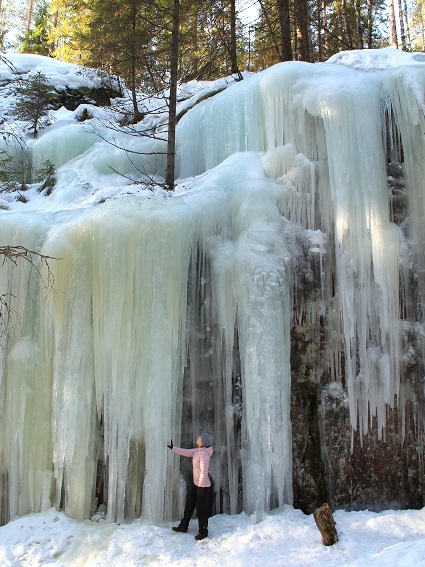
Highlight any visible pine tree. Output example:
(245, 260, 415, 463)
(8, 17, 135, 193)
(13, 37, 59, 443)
(14, 72, 53, 138)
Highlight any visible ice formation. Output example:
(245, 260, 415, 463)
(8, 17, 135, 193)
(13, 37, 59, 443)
(0, 49, 424, 525)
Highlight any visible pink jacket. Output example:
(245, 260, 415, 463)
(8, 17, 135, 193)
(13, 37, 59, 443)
(172, 446, 213, 487)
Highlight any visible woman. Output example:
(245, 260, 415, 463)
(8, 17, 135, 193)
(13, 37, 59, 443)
(167, 433, 214, 540)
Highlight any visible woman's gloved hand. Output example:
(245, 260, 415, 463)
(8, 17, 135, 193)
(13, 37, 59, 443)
(167, 439, 173, 450)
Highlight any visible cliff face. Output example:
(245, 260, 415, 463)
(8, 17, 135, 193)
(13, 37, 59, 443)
(0, 51, 424, 525)
(289, 155, 424, 512)
(291, 312, 424, 514)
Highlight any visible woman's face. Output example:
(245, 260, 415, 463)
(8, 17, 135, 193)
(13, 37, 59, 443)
(196, 436, 202, 447)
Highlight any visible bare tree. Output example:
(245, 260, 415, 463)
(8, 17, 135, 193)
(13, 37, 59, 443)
(165, 0, 180, 191)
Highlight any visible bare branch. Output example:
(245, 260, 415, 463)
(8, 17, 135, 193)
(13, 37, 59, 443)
(0, 245, 59, 295)
(0, 245, 60, 337)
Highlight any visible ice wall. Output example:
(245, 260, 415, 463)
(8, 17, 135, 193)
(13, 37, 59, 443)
(0, 152, 292, 523)
(1, 51, 424, 525)
(177, 57, 425, 438)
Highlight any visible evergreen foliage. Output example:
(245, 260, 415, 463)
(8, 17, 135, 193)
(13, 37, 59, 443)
(252, 0, 389, 67)
(19, 1, 51, 56)
(4, 0, 423, 189)
(5, 1, 425, 73)
(411, 0, 425, 50)
(14, 71, 54, 138)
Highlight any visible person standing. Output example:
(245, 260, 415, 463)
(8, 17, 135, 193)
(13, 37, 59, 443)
(168, 433, 214, 540)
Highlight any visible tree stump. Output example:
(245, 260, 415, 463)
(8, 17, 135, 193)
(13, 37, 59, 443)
(313, 503, 338, 546)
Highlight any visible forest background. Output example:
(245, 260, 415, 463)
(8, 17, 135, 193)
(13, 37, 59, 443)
(1, 0, 424, 190)
(1, 0, 424, 84)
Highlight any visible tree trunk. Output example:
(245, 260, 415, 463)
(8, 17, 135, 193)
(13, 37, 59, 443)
(165, 0, 179, 191)
(49, 11, 59, 54)
(130, 57, 140, 122)
(397, 0, 407, 50)
(230, 0, 239, 75)
(130, 3, 141, 122)
(313, 503, 338, 546)
(337, 8, 343, 50)
(322, 0, 329, 56)
(402, 0, 412, 50)
(389, 0, 398, 48)
(317, 0, 323, 61)
(367, 0, 373, 48)
(294, 0, 311, 61)
(342, 0, 354, 48)
(355, 0, 363, 48)
(277, 0, 293, 61)
(27, 0, 34, 30)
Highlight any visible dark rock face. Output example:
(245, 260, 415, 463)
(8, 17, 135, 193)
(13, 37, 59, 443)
(289, 159, 424, 513)
(49, 84, 122, 111)
(291, 351, 424, 514)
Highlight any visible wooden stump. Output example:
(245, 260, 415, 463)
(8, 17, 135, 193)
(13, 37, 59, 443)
(313, 503, 338, 546)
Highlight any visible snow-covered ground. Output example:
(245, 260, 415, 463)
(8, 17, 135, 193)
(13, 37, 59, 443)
(1, 506, 425, 566)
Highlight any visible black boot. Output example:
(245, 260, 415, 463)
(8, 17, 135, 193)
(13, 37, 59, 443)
(194, 528, 208, 540)
(172, 524, 188, 533)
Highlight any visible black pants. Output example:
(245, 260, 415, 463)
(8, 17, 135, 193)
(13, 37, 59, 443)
(179, 483, 211, 533)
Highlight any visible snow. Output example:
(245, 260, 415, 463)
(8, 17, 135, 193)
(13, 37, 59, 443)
(0, 54, 108, 90)
(1, 506, 425, 566)
(1, 49, 425, 564)
(327, 47, 425, 69)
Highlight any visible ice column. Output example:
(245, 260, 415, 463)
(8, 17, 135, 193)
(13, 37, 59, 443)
(385, 66, 425, 307)
(189, 154, 293, 516)
(0, 216, 55, 522)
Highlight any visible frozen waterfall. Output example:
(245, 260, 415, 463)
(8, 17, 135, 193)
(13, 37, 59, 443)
(177, 53, 425, 438)
(0, 49, 424, 525)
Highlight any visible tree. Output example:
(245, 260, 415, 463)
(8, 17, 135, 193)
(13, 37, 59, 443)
(179, 1, 241, 81)
(0, 0, 18, 50)
(206, 0, 244, 79)
(389, 0, 398, 47)
(19, 0, 51, 55)
(277, 0, 293, 60)
(411, 0, 425, 50)
(294, 0, 311, 61)
(14, 71, 53, 138)
(165, 0, 179, 191)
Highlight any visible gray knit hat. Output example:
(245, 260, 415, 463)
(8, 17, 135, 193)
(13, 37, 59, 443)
(200, 433, 214, 447)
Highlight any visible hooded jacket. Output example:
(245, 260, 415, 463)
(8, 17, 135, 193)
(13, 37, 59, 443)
(172, 445, 213, 487)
